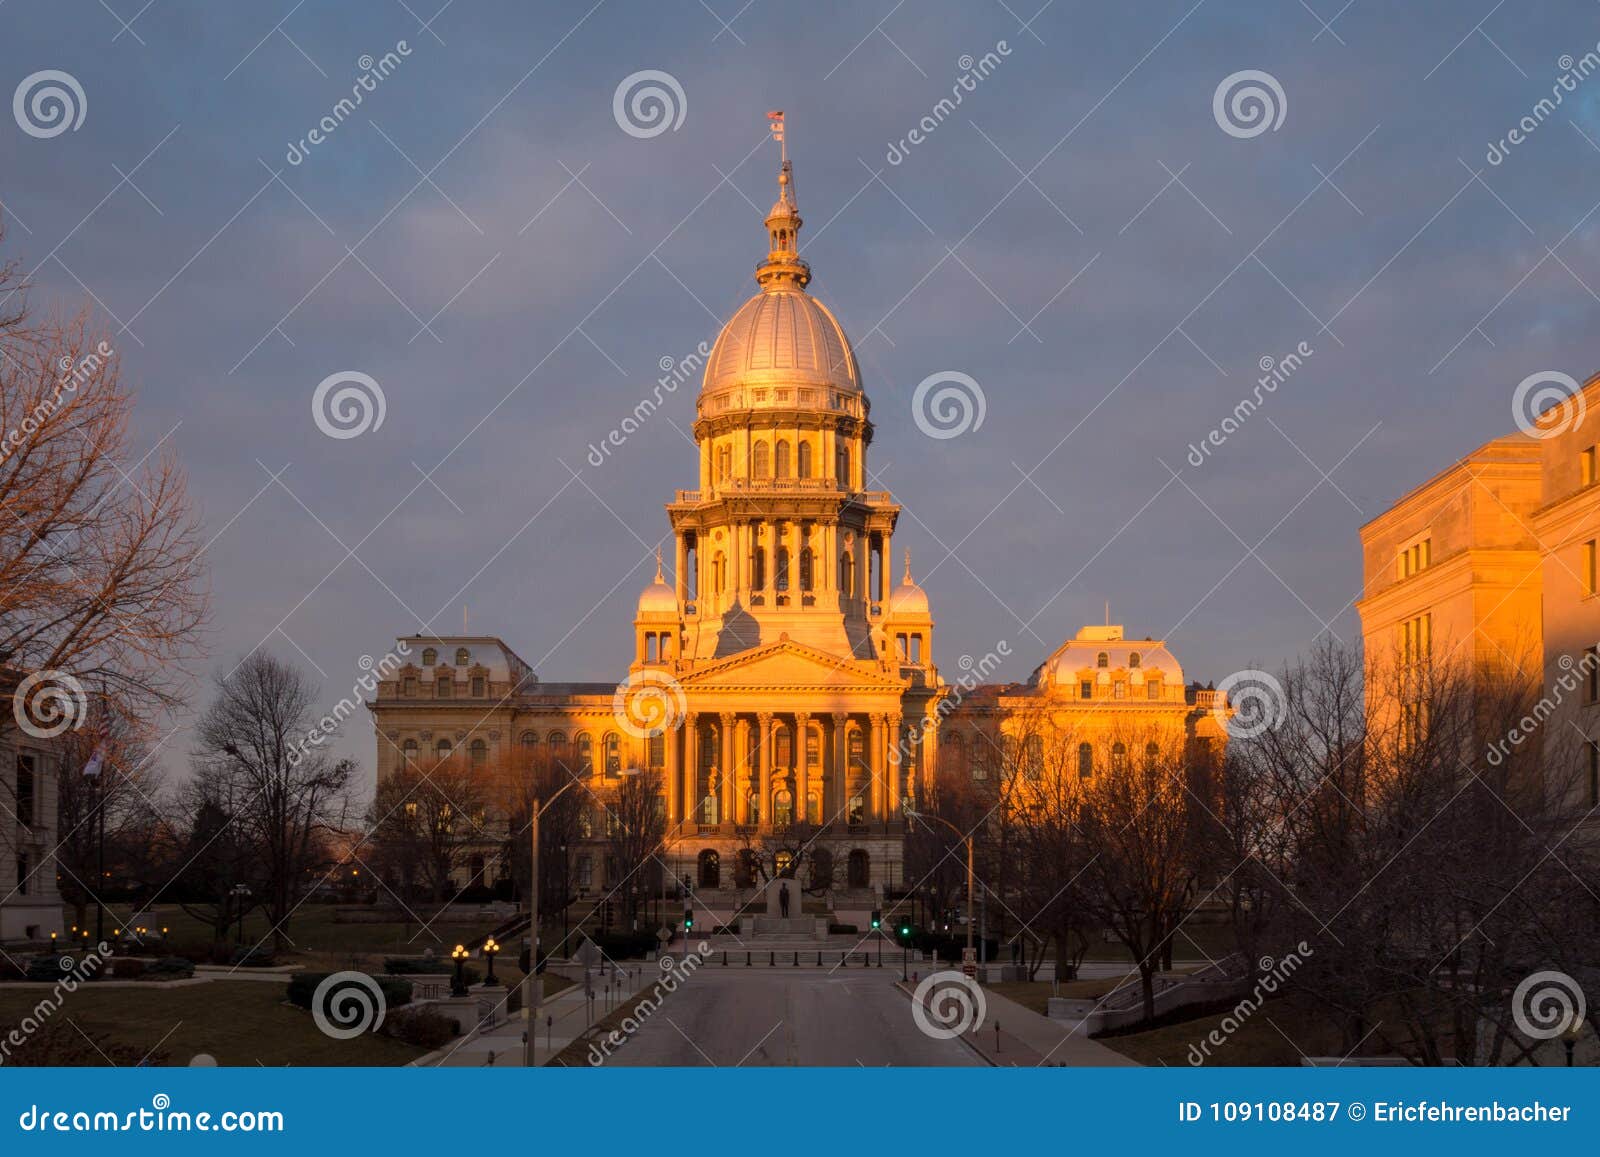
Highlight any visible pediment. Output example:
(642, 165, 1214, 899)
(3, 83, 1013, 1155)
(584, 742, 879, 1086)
(679, 639, 905, 691)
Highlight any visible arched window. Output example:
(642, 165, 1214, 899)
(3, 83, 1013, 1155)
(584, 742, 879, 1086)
(750, 540, 766, 591)
(455, 647, 470, 666)
(798, 441, 813, 478)
(808, 846, 833, 889)
(520, 731, 538, 748)
(1129, 652, 1141, 668)
(848, 794, 864, 824)
(713, 552, 726, 593)
(421, 647, 437, 666)
(775, 849, 795, 877)
(469, 739, 487, 765)
(774, 788, 793, 827)
(734, 849, 758, 888)
(847, 849, 870, 889)
(1097, 652, 1109, 668)
(603, 732, 621, 777)
(549, 732, 568, 767)
(1077, 742, 1093, 779)
(840, 553, 854, 597)
(747, 789, 761, 825)
(753, 440, 771, 478)
(836, 446, 849, 483)
(1145, 741, 1161, 769)
(576, 733, 594, 772)
(775, 440, 791, 478)
(1024, 735, 1043, 780)
(1111, 742, 1127, 772)
(697, 849, 720, 889)
(436, 738, 452, 758)
(799, 546, 814, 591)
(717, 445, 731, 479)
(806, 791, 821, 825)
(776, 546, 790, 591)
(402, 739, 418, 763)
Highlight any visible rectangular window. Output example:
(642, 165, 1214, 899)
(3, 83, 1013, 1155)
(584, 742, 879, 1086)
(402, 676, 418, 697)
(15, 854, 27, 896)
(1590, 742, 1599, 806)
(1397, 537, 1433, 579)
(15, 754, 35, 829)
(436, 678, 452, 699)
(1146, 681, 1160, 700)
(1589, 648, 1600, 705)
(1114, 681, 1126, 699)
(1586, 540, 1597, 597)
(577, 855, 593, 888)
(1400, 613, 1432, 667)
(1584, 445, 1597, 487)
(1080, 681, 1093, 699)
(470, 676, 485, 697)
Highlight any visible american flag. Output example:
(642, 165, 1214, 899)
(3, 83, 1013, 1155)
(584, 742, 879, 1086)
(767, 110, 784, 142)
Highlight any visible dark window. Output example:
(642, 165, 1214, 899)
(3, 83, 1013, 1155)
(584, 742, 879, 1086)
(16, 755, 36, 828)
(847, 848, 870, 888)
(1080, 680, 1093, 699)
(697, 849, 720, 889)
(1077, 743, 1093, 779)
(15, 854, 28, 895)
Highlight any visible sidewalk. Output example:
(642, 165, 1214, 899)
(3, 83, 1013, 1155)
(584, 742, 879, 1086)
(898, 980, 1139, 1067)
(419, 969, 650, 1067)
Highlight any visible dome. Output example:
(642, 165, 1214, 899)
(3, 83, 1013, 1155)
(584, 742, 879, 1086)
(636, 551, 678, 617)
(888, 551, 930, 617)
(701, 285, 861, 396)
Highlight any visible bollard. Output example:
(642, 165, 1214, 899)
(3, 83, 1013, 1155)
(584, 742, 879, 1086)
(746, 951, 751, 967)
(995, 1022, 1001, 1054)
(817, 950, 822, 967)
(794, 951, 798, 967)
(770, 951, 775, 967)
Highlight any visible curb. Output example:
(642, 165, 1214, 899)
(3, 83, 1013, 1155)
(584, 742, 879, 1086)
(893, 979, 997, 1067)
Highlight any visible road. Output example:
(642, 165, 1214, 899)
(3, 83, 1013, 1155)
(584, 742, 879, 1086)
(600, 967, 981, 1066)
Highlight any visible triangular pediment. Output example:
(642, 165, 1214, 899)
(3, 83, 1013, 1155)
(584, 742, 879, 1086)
(678, 638, 905, 692)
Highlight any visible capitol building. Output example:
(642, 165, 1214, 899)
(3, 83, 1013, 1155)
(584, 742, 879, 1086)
(367, 152, 1228, 912)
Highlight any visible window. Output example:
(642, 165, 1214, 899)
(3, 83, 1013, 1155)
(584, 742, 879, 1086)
(402, 676, 418, 697)
(1078, 743, 1093, 779)
(753, 441, 771, 478)
(1145, 741, 1161, 769)
(1590, 742, 1599, 806)
(1584, 445, 1598, 487)
(436, 738, 452, 758)
(799, 547, 814, 592)
(1080, 680, 1093, 699)
(1024, 735, 1043, 780)
(698, 850, 721, 889)
(402, 739, 419, 763)
(576, 732, 593, 773)
(520, 731, 538, 748)
(470, 739, 487, 765)
(647, 732, 665, 769)
(604, 733, 621, 778)
(1397, 537, 1433, 579)
(549, 732, 568, 767)
(1146, 680, 1161, 701)
(1114, 681, 1126, 699)
(776, 440, 792, 478)
(577, 855, 594, 888)
(1129, 652, 1141, 668)
(1588, 648, 1600, 705)
(470, 676, 486, 697)
(1586, 540, 1597, 597)
(774, 789, 794, 826)
(455, 647, 470, 666)
(436, 678, 452, 699)
(1400, 613, 1432, 668)
(15, 854, 27, 896)
(1096, 652, 1109, 668)
(421, 647, 437, 666)
(798, 441, 813, 478)
(846, 848, 870, 888)
(15, 754, 36, 828)
(717, 445, 732, 480)
(847, 794, 864, 824)
(1111, 742, 1127, 773)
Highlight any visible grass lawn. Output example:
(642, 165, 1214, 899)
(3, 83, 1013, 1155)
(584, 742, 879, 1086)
(0, 981, 426, 1066)
(1095, 991, 1350, 1066)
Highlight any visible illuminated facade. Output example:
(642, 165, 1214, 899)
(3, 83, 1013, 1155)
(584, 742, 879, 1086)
(368, 153, 1228, 904)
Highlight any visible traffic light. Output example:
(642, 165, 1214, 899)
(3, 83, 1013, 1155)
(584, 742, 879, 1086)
(899, 922, 911, 939)
(684, 907, 694, 930)
(870, 909, 881, 930)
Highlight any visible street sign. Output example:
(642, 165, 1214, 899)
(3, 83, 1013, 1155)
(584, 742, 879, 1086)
(962, 946, 977, 978)
(575, 937, 602, 967)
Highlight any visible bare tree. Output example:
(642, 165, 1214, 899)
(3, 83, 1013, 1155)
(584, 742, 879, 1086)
(190, 653, 355, 949)
(367, 754, 490, 904)
(603, 769, 666, 929)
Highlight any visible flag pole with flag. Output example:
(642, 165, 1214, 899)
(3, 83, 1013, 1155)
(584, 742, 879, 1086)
(767, 110, 785, 164)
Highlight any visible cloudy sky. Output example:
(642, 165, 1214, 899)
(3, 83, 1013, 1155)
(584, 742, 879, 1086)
(1, 0, 1594, 787)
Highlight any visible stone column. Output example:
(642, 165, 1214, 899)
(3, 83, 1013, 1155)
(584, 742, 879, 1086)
(665, 716, 680, 824)
(674, 535, 687, 606)
(683, 712, 699, 826)
(795, 711, 811, 825)
(867, 713, 884, 822)
(919, 709, 939, 806)
(831, 712, 848, 823)
(886, 712, 903, 819)
(718, 712, 735, 826)
(757, 711, 774, 829)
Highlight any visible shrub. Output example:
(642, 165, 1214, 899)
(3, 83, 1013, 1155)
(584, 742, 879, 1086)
(141, 957, 195, 980)
(110, 957, 146, 980)
(384, 957, 479, 984)
(588, 931, 658, 960)
(286, 972, 411, 1011)
(230, 945, 276, 968)
(24, 955, 73, 982)
(382, 1006, 457, 1050)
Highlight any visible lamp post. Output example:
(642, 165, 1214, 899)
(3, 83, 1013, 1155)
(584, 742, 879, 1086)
(231, 883, 252, 945)
(482, 937, 501, 986)
(1562, 1015, 1584, 1067)
(524, 767, 639, 1067)
(906, 810, 974, 957)
(450, 944, 469, 997)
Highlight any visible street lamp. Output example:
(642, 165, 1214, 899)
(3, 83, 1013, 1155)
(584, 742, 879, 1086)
(906, 810, 975, 959)
(1562, 1014, 1585, 1067)
(482, 937, 501, 987)
(450, 944, 469, 997)
(523, 767, 639, 1067)
(230, 883, 252, 945)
